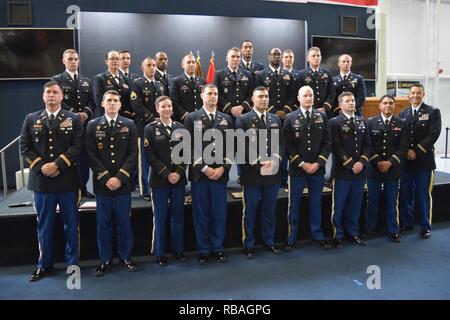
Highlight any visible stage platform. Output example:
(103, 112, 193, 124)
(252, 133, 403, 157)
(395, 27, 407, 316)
(1, 158, 450, 266)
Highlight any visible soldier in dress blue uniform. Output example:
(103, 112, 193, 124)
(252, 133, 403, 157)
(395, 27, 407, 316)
(284, 86, 332, 251)
(255, 48, 296, 119)
(239, 40, 264, 81)
(332, 54, 366, 117)
(282, 49, 299, 78)
(20, 81, 83, 282)
(366, 95, 408, 242)
(155, 51, 172, 96)
(214, 47, 254, 120)
(119, 50, 140, 81)
(144, 96, 187, 267)
(329, 92, 371, 248)
(295, 47, 335, 118)
(399, 84, 441, 239)
(130, 57, 165, 200)
(93, 50, 133, 119)
(184, 84, 234, 265)
(170, 54, 206, 122)
(236, 86, 284, 258)
(51, 49, 95, 199)
(85, 90, 139, 276)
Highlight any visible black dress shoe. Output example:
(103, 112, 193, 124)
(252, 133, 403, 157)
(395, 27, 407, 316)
(120, 259, 139, 272)
(244, 248, 255, 259)
(352, 235, 368, 246)
(198, 254, 208, 265)
(142, 193, 151, 201)
(156, 256, 167, 267)
(214, 251, 228, 263)
(390, 233, 401, 242)
(81, 190, 95, 199)
(173, 252, 187, 262)
(314, 240, 332, 250)
(421, 230, 431, 239)
(95, 260, 112, 277)
(332, 239, 344, 249)
(283, 242, 295, 252)
(30, 268, 48, 282)
(265, 245, 281, 255)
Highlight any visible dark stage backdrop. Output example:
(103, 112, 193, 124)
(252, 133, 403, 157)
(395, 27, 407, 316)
(78, 12, 307, 78)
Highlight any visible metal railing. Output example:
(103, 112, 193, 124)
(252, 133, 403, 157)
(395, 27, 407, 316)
(1, 136, 25, 197)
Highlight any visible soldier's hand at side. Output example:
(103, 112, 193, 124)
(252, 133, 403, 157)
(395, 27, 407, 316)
(352, 161, 364, 174)
(276, 110, 286, 120)
(106, 177, 122, 191)
(168, 172, 181, 184)
(210, 167, 225, 180)
(231, 105, 243, 117)
(79, 112, 88, 124)
(204, 167, 215, 178)
(308, 163, 320, 174)
(407, 149, 417, 160)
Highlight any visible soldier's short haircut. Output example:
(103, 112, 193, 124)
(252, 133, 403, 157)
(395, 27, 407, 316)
(338, 91, 355, 104)
(338, 53, 352, 61)
(253, 86, 268, 95)
(307, 47, 321, 55)
(227, 47, 241, 56)
(102, 90, 120, 101)
(283, 49, 294, 56)
(240, 40, 253, 48)
(182, 54, 195, 63)
(141, 56, 155, 66)
(409, 83, 424, 91)
(155, 95, 172, 108)
(379, 94, 396, 103)
(63, 49, 78, 57)
(201, 83, 218, 93)
(119, 50, 131, 55)
(43, 81, 63, 93)
(155, 51, 168, 58)
(105, 50, 119, 60)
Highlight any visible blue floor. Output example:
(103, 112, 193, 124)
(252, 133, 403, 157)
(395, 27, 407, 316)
(1, 221, 450, 300)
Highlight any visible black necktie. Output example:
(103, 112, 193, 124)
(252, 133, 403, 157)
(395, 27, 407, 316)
(73, 74, 78, 82)
(114, 76, 120, 84)
(49, 114, 55, 126)
(110, 119, 115, 128)
(274, 70, 279, 78)
(305, 110, 311, 124)
(260, 113, 266, 126)
(349, 117, 356, 131)
(413, 109, 418, 118)
(209, 113, 215, 125)
(232, 71, 237, 79)
(165, 125, 172, 135)
(246, 63, 250, 69)
(313, 70, 318, 77)
(190, 77, 195, 85)
(385, 119, 390, 128)
(124, 72, 129, 77)
(343, 75, 347, 81)
(150, 81, 156, 90)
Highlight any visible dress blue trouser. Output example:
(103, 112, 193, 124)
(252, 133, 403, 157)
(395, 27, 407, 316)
(191, 181, 228, 255)
(287, 175, 325, 243)
(151, 186, 185, 257)
(137, 137, 150, 196)
(34, 191, 79, 268)
(78, 146, 90, 192)
(96, 194, 134, 262)
(331, 178, 365, 239)
(400, 170, 434, 231)
(366, 179, 400, 234)
(242, 184, 280, 248)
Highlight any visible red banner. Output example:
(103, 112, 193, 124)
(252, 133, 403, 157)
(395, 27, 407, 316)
(206, 55, 216, 84)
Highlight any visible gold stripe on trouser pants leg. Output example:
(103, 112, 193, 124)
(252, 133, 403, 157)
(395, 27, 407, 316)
(287, 175, 292, 239)
(428, 171, 435, 226)
(137, 137, 143, 196)
(241, 186, 246, 246)
(150, 192, 156, 255)
(331, 179, 337, 238)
